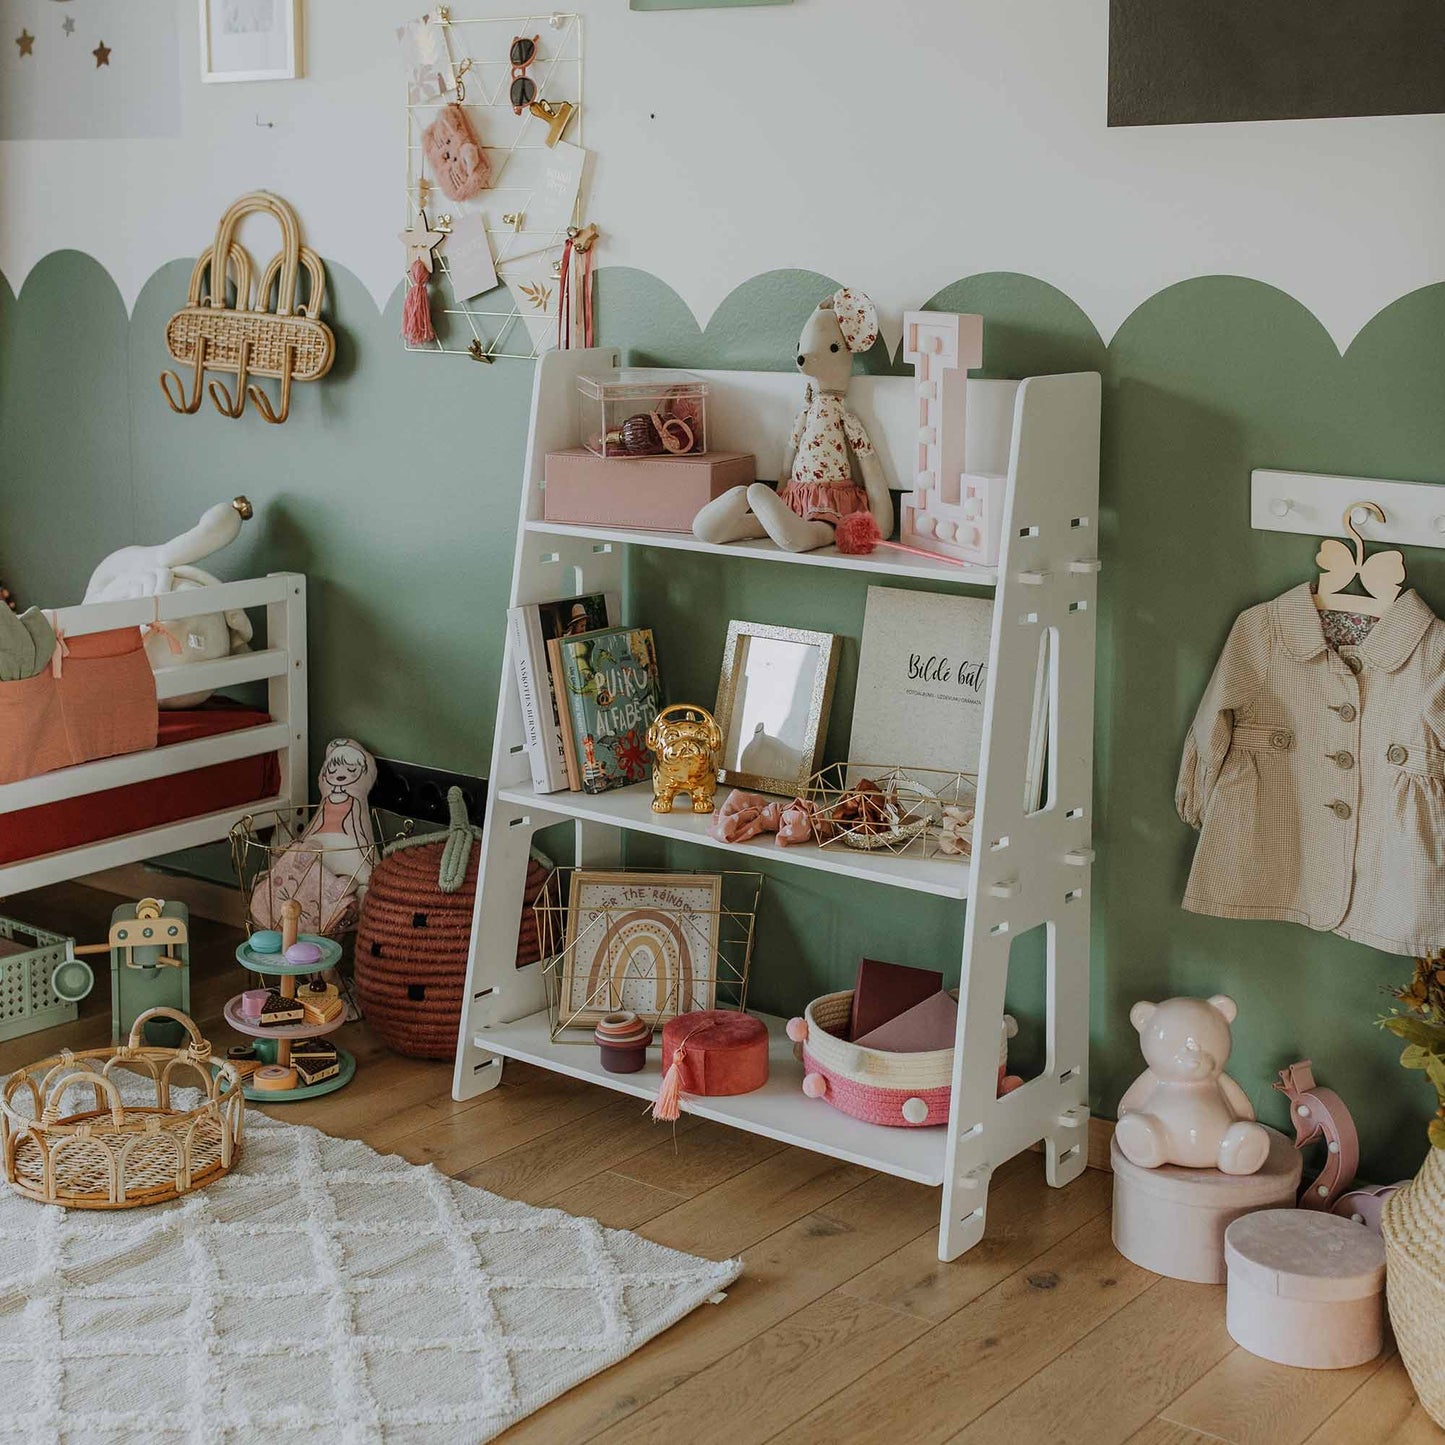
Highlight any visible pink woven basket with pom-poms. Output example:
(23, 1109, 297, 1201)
(786, 989, 1021, 1129)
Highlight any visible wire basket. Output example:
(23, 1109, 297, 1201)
(1, 1008, 243, 1209)
(230, 806, 398, 938)
(801, 763, 978, 860)
(534, 867, 763, 1041)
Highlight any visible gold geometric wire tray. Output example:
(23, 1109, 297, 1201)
(801, 763, 978, 860)
(1, 1008, 243, 1210)
(534, 867, 763, 1042)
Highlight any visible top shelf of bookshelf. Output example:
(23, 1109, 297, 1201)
(524, 520, 998, 587)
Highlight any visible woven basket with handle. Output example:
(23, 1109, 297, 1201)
(1381, 1145, 1445, 1426)
(1, 1008, 243, 1209)
(161, 191, 335, 423)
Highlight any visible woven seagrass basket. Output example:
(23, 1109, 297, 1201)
(1381, 1146, 1445, 1426)
(1, 1008, 243, 1209)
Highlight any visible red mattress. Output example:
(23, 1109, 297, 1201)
(0, 699, 281, 867)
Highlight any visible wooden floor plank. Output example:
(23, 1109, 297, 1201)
(590, 1291, 929, 1445)
(1161, 1345, 1390, 1445)
(1301, 1354, 1443, 1444)
(611, 1117, 785, 1198)
(841, 1162, 1112, 1322)
(949, 1277, 1235, 1445)
(498, 1171, 942, 1444)
(544, 1171, 690, 1231)
(1125, 1422, 1231, 1445)
(771, 1213, 1154, 1445)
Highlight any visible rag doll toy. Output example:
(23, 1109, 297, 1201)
(693, 287, 892, 554)
(251, 739, 379, 935)
(83, 496, 254, 708)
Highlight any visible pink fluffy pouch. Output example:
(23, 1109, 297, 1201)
(423, 104, 490, 202)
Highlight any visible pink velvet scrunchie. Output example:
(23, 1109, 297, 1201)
(706, 790, 815, 847)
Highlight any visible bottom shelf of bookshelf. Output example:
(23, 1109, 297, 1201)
(474, 1009, 948, 1186)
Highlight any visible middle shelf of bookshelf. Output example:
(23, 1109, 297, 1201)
(494, 779, 973, 899)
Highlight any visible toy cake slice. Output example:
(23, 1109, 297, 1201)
(298, 980, 343, 1025)
(257, 989, 305, 1027)
(291, 1039, 340, 1085)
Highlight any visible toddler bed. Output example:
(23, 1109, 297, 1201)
(0, 574, 307, 898)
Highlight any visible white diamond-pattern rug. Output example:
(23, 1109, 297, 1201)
(0, 1084, 741, 1443)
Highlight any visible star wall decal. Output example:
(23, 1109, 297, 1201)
(63, 17, 75, 36)
(92, 39, 110, 67)
(16, 29, 34, 56)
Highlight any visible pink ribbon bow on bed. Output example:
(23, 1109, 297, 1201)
(706, 789, 815, 847)
(46, 611, 69, 679)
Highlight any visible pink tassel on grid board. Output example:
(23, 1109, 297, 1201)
(403, 259, 435, 346)
(653, 1053, 684, 1121)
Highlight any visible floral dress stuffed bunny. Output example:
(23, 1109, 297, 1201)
(694, 287, 892, 553)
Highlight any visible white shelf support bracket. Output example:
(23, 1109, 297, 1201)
(1068, 558, 1103, 575)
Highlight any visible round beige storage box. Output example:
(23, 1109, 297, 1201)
(1225, 1210, 1386, 1369)
(1111, 1127, 1301, 1284)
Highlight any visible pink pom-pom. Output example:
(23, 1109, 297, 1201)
(785, 1017, 808, 1044)
(834, 511, 882, 556)
(802, 1072, 828, 1100)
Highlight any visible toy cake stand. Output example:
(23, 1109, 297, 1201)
(224, 899, 355, 1103)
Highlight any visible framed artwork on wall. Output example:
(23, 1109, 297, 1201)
(200, 0, 301, 83)
(558, 871, 722, 1028)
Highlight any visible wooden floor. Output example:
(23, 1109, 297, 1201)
(4, 882, 1439, 1445)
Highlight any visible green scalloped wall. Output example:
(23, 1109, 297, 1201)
(3, 254, 1444, 1180)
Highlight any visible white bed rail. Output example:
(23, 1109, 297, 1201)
(0, 573, 308, 898)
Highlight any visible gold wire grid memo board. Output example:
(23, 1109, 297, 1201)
(535, 868, 763, 1042)
(801, 764, 979, 860)
(403, 9, 585, 362)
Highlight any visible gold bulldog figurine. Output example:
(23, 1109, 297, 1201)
(646, 703, 723, 814)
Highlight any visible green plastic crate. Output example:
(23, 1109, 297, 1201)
(0, 916, 75, 1042)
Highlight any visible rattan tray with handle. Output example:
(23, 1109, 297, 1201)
(1, 1007, 244, 1209)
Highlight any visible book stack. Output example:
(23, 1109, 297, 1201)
(509, 591, 664, 796)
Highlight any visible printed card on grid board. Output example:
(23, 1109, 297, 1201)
(443, 213, 499, 300)
(848, 585, 994, 778)
(500, 251, 563, 353)
(486, 141, 586, 267)
(397, 19, 450, 106)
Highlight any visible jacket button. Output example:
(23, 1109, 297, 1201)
(1345, 655, 1363, 674)
(1337, 703, 1357, 722)
(1329, 750, 1354, 770)
(1387, 744, 1408, 765)
(1327, 800, 1352, 821)
(1270, 730, 1291, 750)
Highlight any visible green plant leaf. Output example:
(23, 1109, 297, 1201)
(1381, 1015, 1445, 1049)
(1429, 1117, 1445, 1151)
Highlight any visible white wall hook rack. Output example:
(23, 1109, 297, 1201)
(1252, 469, 1445, 549)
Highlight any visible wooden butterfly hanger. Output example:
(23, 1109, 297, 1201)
(1314, 502, 1406, 619)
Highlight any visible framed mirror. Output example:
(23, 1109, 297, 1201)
(714, 621, 838, 797)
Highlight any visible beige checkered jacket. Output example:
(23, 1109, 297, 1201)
(1177, 584, 1445, 956)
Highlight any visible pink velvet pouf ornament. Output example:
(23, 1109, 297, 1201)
(652, 1010, 769, 1120)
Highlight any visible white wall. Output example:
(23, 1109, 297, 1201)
(2, 0, 1441, 348)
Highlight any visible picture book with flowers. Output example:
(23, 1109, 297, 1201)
(555, 627, 663, 794)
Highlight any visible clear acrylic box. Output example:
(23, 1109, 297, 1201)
(578, 368, 708, 458)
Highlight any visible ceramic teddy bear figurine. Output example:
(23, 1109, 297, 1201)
(1115, 994, 1270, 1175)
(693, 287, 892, 553)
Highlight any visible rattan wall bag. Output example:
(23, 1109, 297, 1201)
(1, 1008, 243, 1209)
(160, 190, 335, 425)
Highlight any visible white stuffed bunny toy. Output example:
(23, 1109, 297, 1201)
(693, 287, 892, 553)
(83, 496, 254, 708)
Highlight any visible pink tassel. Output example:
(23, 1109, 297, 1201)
(653, 1049, 685, 1122)
(403, 258, 435, 346)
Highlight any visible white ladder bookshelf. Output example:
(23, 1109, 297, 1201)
(453, 346, 1102, 1262)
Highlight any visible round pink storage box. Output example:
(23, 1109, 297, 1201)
(788, 989, 955, 1128)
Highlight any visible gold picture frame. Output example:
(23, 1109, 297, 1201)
(558, 871, 722, 1028)
(714, 621, 838, 798)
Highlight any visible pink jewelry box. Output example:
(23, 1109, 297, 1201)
(543, 449, 756, 532)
